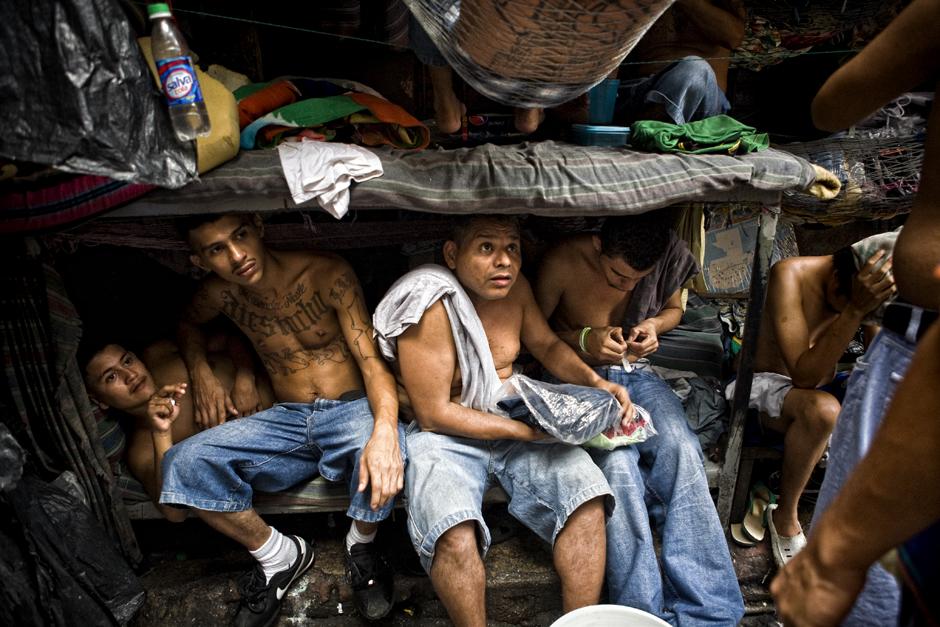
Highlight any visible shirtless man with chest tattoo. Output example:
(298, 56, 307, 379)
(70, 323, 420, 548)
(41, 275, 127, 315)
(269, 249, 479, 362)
(164, 213, 404, 626)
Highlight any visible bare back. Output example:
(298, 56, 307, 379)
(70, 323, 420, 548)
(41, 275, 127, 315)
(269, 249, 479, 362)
(190, 250, 368, 402)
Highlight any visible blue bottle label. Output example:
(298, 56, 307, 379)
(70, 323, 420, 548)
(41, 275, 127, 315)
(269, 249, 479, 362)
(156, 55, 204, 106)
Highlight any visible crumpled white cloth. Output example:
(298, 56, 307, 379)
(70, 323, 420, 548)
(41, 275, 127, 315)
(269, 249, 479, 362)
(277, 139, 383, 219)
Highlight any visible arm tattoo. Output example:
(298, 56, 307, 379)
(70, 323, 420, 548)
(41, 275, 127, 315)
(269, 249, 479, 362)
(330, 272, 379, 362)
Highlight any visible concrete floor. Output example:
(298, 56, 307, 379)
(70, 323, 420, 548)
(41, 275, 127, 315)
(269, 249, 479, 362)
(130, 499, 794, 626)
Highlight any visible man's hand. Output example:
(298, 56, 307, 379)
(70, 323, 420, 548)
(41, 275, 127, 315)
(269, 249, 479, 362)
(357, 422, 404, 511)
(147, 383, 187, 433)
(626, 319, 659, 359)
(770, 544, 867, 627)
(231, 373, 262, 417)
(849, 250, 896, 316)
(192, 364, 238, 429)
(585, 326, 629, 363)
(596, 379, 635, 420)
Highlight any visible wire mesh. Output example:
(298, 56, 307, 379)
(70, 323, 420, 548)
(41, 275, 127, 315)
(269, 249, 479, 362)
(404, 0, 675, 108)
(782, 136, 923, 224)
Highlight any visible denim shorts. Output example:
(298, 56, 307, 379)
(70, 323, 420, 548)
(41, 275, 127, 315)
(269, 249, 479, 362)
(404, 422, 612, 573)
(160, 398, 407, 523)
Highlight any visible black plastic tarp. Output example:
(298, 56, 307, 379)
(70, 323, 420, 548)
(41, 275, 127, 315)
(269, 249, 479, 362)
(0, 0, 197, 187)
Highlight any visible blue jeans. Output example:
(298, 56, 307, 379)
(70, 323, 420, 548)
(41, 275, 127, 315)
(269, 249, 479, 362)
(591, 365, 743, 626)
(810, 330, 913, 625)
(160, 398, 407, 523)
(409, 14, 447, 67)
(619, 56, 730, 125)
(403, 422, 612, 574)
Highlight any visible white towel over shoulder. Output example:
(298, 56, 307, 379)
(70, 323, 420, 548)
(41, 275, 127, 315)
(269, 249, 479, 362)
(373, 264, 502, 411)
(277, 139, 383, 219)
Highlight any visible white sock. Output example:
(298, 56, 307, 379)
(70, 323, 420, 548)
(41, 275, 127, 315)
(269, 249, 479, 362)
(249, 527, 298, 584)
(345, 521, 377, 552)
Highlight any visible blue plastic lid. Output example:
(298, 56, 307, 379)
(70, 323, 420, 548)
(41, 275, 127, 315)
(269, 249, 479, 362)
(572, 124, 630, 134)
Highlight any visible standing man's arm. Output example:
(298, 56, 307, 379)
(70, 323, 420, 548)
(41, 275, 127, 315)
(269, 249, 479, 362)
(771, 284, 940, 627)
(770, 256, 893, 388)
(398, 301, 545, 441)
(177, 281, 238, 429)
(812, 0, 940, 307)
(326, 263, 402, 511)
(518, 276, 634, 417)
(811, 0, 940, 133)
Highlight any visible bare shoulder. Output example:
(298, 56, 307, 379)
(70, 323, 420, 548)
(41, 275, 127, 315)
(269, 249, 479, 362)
(183, 276, 225, 321)
(540, 236, 592, 277)
(768, 258, 810, 310)
(512, 272, 537, 303)
(195, 274, 228, 304)
(289, 250, 358, 286)
(404, 299, 453, 346)
(770, 257, 804, 284)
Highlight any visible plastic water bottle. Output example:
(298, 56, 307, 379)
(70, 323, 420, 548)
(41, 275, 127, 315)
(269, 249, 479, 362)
(148, 3, 210, 141)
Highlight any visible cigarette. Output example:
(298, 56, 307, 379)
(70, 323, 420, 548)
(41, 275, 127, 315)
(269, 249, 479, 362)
(169, 398, 177, 407)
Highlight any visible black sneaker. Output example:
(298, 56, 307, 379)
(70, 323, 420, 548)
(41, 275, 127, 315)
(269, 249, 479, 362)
(345, 542, 394, 620)
(232, 535, 316, 627)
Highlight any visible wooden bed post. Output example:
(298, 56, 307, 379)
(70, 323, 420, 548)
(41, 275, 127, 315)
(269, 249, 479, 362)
(717, 202, 780, 531)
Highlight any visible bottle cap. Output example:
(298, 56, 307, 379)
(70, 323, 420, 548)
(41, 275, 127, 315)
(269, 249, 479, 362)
(147, 3, 172, 18)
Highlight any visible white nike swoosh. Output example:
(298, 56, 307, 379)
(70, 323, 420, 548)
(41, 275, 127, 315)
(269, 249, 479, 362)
(276, 541, 308, 600)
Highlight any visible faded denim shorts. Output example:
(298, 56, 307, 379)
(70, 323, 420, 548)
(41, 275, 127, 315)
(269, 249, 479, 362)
(404, 422, 612, 573)
(160, 398, 407, 523)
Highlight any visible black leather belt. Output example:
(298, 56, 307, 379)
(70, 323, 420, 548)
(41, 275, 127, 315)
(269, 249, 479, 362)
(882, 302, 938, 343)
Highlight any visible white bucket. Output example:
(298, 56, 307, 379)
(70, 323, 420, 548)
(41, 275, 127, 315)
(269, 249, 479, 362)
(550, 604, 672, 627)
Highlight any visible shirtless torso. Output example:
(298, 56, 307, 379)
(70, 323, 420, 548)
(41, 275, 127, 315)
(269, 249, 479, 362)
(125, 341, 273, 500)
(178, 213, 392, 419)
(754, 252, 893, 390)
(396, 218, 632, 440)
(185, 250, 369, 403)
(178, 213, 400, 510)
(535, 234, 684, 367)
(753, 256, 842, 384)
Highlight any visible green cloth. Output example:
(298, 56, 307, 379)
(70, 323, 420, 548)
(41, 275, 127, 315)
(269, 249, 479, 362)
(631, 115, 769, 155)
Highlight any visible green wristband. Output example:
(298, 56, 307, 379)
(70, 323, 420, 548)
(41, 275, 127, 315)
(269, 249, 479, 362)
(578, 326, 592, 353)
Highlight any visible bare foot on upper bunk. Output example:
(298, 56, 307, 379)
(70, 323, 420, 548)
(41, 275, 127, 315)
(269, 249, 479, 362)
(429, 66, 466, 134)
(514, 107, 543, 134)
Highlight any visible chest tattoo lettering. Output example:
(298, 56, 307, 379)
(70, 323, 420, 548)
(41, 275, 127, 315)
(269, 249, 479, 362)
(221, 289, 332, 339)
(239, 283, 306, 310)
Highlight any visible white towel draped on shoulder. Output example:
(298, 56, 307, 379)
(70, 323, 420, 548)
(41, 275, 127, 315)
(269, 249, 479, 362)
(372, 264, 502, 411)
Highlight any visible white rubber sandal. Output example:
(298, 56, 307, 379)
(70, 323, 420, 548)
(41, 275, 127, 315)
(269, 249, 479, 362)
(766, 503, 807, 568)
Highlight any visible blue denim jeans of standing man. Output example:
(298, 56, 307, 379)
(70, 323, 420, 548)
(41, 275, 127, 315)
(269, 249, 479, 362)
(160, 398, 407, 523)
(810, 328, 917, 625)
(618, 56, 731, 126)
(589, 365, 743, 627)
